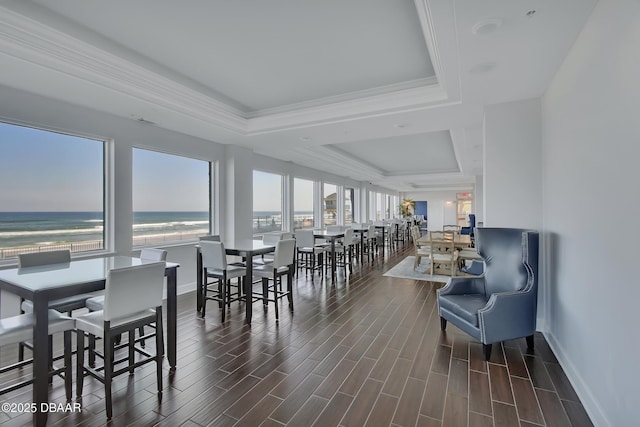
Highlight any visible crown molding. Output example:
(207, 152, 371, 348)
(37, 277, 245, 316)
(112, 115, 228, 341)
(0, 5, 248, 133)
(246, 77, 437, 119)
(288, 146, 385, 183)
(247, 83, 448, 134)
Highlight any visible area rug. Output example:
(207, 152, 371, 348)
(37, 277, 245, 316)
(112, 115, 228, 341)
(383, 256, 453, 284)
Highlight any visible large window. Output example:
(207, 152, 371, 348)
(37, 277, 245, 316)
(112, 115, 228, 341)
(0, 122, 104, 259)
(133, 148, 210, 246)
(294, 178, 314, 230)
(323, 183, 337, 227)
(376, 193, 384, 220)
(344, 187, 355, 224)
(253, 171, 283, 235)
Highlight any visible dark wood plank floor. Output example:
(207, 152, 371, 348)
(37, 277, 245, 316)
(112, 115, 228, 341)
(0, 242, 593, 426)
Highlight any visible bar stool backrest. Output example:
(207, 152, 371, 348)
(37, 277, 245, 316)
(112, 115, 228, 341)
(18, 250, 70, 268)
(103, 262, 165, 321)
(200, 241, 227, 270)
(140, 248, 167, 261)
(296, 229, 315, 248)
(273, 239, 296, 268)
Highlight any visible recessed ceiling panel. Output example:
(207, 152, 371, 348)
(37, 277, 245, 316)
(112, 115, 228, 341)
(331, 131, 459, 175)
(32, 0, 435, 113)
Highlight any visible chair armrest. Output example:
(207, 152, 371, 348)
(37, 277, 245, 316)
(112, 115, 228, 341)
(437, 276, 486, 296)
(478, 291, 537, 344)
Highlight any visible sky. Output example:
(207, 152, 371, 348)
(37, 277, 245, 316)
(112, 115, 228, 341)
(0, 121, 209, 212)
(253, 170, 283, 211)
(0, 122, 103, 211)
(1, 121, 340, 213)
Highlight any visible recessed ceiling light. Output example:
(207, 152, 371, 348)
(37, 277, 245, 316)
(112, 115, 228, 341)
(394, 123, 409, 129)
(469, 62, 496, 74)
(472, 18, 503, 35)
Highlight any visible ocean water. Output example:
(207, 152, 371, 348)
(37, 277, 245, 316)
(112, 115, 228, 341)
(0, 211, 209, 248)
(0, 211, 316, 249)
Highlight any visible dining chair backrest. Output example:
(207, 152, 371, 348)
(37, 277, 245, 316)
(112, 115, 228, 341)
(368, 224, 376, 236)
(200, 241, 227, 270)
(140, 248, 167, 261)
(103, 262, 165, 321)
(18, 250, 71, 268)
(199, 235, 221, 242)
(410, 226, 421, 248)
(431, 231, 454, 241)
(430, 238, 455, 255)
(343, 228, 354, 243)
(273, 239, 296, 268)
(263, 232, 291, 245)
(296, 229, 315, 248)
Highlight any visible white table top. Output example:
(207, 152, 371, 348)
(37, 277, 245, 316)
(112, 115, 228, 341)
(0, 256, 178, 293)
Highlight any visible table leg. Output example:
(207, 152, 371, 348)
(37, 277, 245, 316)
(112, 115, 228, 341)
(167, 267, 177, 371)
(196, 250, 203, 313)
(381, 228, 386, 257)
(245, 254, 253, 324)
(360, 232, 365, 262)
(33, 294, 49, 427)
(330, 238, 337, 280)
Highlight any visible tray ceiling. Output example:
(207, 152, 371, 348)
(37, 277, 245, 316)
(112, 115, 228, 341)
(0, 0, 598, 192)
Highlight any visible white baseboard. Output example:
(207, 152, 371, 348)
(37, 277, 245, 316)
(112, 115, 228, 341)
(543, 331, 610, 427)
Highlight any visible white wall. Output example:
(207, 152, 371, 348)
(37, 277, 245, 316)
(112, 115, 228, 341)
(483, 98, 542, 230)
(541, 1, 640, 425)
(474, 175, 484, 225)
(403, 190, 459, 231)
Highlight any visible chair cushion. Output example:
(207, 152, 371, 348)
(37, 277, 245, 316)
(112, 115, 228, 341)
(0, 310, 75, 347)
(85, 295, 105, 312)
(438, 294, 489, 327)
(205, 265, 246, 280)
(253, 264, 291, 278)
(75, 309, 156, 338)
(298, 247, 324, 254)
(21, 294, 94, 313)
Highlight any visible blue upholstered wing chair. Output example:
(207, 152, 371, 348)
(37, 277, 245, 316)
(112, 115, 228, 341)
(460, 213, 476, 235)
(437, 228, 539, 361)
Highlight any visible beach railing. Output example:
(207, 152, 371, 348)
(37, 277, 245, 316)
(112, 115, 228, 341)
(0, 231, 210, 260)
(0, 240, 104, 260)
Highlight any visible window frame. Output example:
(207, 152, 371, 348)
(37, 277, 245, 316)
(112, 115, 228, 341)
(252, 169, 285, 236)
(131, 146, 214, 248)
(0, 119, 111, 261)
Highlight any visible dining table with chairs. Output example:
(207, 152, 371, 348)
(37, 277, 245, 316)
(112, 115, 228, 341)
(196, 238, 277, 324)
(0, 255, 179, 426)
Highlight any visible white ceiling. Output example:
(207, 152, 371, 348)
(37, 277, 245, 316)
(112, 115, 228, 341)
(0, 0, 597, 192)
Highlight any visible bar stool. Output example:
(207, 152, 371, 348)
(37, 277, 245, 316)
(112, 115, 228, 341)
(295, 229, 324, 280)
(85, 248, 167, 361)
(75, 262, 166, 420)
(0, 310, 75, 400)
(253, 239, 296, 321)
(17, 250, 93, 370)
(201, 241, 246, 323)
